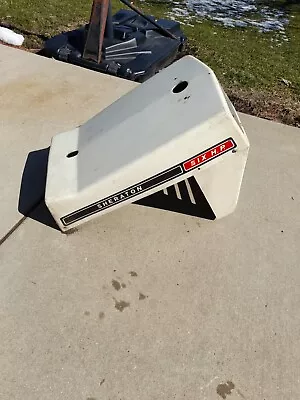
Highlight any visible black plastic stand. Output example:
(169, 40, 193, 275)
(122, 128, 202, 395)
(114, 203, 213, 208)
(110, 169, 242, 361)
(43, 0, 186, 82)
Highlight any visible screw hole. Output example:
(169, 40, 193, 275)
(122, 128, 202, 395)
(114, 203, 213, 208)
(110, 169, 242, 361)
(172, 80, 188, 93)
(66, 150, 78, 158)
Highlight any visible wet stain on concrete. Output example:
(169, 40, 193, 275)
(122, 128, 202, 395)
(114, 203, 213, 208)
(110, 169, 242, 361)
(99, 312, 105, 320)
(129, 271, 138, 277)
(84, 311, 90, 316)
(112, 280, 121, 291)
(217, 381, 235, 399)
(114, 299, 130, 312)
(139, 293, 147, 300)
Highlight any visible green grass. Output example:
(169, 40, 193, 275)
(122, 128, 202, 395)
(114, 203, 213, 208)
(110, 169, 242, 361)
(1, 0, 299, 123)
(144, 0, 300, 98)
(186, 21, 300, 97)
(0, 0, 93, 44)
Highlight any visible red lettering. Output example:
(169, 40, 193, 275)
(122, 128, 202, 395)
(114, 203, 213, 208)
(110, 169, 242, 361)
(183, 139, 235, 171)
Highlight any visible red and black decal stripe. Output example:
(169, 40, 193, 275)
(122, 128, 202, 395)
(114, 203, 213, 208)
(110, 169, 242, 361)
(61, 138, 236, 226)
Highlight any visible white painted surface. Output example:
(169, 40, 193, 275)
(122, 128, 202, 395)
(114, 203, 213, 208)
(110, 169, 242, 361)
(45, 56, 249, 231)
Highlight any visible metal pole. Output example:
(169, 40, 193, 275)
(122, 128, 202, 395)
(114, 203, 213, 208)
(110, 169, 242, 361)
(83, 0, 110, 63)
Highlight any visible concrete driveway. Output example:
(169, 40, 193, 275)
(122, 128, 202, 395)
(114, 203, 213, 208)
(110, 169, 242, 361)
(0, 44, 299, 400)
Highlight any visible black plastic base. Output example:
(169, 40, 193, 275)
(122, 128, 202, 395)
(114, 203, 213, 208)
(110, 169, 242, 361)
(42, 10, 186, 82)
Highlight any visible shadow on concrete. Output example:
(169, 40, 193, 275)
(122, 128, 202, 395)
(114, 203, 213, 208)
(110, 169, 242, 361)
(135, 176, 216, 220)
(18, 148, 59, 231)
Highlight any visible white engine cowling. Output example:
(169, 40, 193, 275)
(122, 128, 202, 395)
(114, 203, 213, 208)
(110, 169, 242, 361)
(45, 55, 250, 232)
